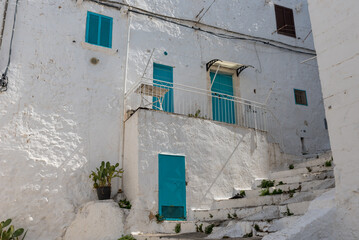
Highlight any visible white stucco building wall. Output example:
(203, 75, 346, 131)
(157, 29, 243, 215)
(0, 0, 330, 239)
(308, 1, 359, 239)
(123, 108, 276, 233)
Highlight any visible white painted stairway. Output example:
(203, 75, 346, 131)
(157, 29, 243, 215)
(135, 153, 334, 240)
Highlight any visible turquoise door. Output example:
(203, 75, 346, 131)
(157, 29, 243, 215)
(158, 154, 186, 220)
(210, 72, 236, 124)
(153, 63, 174, 113)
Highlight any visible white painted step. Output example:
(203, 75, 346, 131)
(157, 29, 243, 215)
(194, 200, 310, 222)
(153, 221, 211, 234)
(294, 155, 333, 169)
(274, 170, 334, 184)
(269, 165, 333, 179)
(212, 189, 326, 210)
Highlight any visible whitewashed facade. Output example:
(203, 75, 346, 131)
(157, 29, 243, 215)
(0, 0, 329, 239)
(308, 0, 359, 239)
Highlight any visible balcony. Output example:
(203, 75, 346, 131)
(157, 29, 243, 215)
(125, 77, 283, 147)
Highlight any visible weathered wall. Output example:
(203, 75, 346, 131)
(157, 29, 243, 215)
(123, 109, 274, 232)
(0, 1, 128, 239)
(124, 0, 330, 155)
(308, 0, 359, 239)
(0, 0, 330, 239)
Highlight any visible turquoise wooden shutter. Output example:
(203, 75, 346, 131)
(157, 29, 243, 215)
(86, 12, 113, 48)
(99, 16, 112, 48)
(86, 13, 100, 45)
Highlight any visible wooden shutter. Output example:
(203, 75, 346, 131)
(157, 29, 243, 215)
(274, 5, 296, 38)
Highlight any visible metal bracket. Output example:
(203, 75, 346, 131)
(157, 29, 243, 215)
(206, 59, 221, 71)
(236, 65, 254, 76)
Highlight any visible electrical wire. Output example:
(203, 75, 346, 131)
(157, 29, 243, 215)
(87, 0, 316, 56)
(0, 0, 20, 92)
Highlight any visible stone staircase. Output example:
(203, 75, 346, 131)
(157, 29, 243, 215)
(135, 154, 334, 240)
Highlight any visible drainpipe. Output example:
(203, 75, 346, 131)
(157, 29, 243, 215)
(119, 10, 132, 191)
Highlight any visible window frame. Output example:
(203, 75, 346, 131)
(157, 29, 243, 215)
(274, 5, 296, 38)
(294, 89, 308, 106)
(85, 11, 113, 48)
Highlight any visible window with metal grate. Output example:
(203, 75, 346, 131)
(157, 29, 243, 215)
(294, 89, 308, 106)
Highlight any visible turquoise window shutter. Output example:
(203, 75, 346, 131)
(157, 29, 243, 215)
(86, 12, 113, 48)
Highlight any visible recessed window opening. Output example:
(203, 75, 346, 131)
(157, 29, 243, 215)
(274, 5, 296, 38)
(294, 89, 308, 106)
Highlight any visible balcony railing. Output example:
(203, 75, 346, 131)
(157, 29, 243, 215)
(125, 77, 283, 148)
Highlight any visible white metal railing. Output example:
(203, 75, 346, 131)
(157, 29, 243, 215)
(125, 78, 283, 146)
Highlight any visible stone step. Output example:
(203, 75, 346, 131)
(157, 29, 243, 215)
(135, 232, 263, 240)
(152, 221, 211, 234)
(273, 170, 334, 184)
(269, 165, 333, 180)
(193, 200, 310, 222)
(234, 178, 334, 198)
(294, 154, 333, 169)
(211, 189, 326, 210)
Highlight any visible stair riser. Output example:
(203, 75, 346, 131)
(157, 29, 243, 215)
(270, 166, 333, 179)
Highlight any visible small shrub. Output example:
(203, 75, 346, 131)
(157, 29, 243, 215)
(289, 164, 294, 170)
(227, 213, 232, 219)
(272, 188, 283, 195)
(0, 219, 27, 240)
(277, 181, 284, 186)
(260, 188, 270, 196)
(196, 224, 203, 233)
(118, 235, 136, 240)
(289, 193, 294, 198)
(239, 190, 246, 198)
(243, 231, 253, 238)
(258, 180, 275, 188)
(174, 223, 181, 233)
(284, 207, 294, 216)
(205, 224, 215, 234)
(254, 224, 261, 232)
(232, 212, 237, 218)
(118, 199, 132, 209)
(155, 213, 164, 223)
(325, 160, 332, 167)
(209, 214, 213, 219)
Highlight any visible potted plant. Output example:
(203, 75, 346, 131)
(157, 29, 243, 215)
(89, 161, 123, 200)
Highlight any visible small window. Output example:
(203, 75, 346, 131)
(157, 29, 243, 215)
(86, 12, 113, 48)
(274, 5, 296, 38)
(294, 89, 308, 106)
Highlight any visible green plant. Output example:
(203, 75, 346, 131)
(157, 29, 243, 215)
(196, 224, 203, 233)
(188, 109, 207, 119)
(232, 212, 237, 218)
(209, 214, 213, 219)
(0, 219, 27, 240)
(118, 235, 136, 240)
(89, 161, 123, 188)
(306, 167, 312, 172)
(174, 223, 181, 233)
(254, 224, 261, 232)
(325, 160, 332, 167)
(155, 213, 164, 223)
(260, 188, 270, 196)
(227, 213, 232, 219)
(289, 164, 294, 169)
(118, 199, 132, 209)
(258, 180, 275, 188)
(283, 207, 294, 216)
(272, 189, 283, 195)
(277, 181, 284, 186)
(243, 231, 253, 238)
(204, 224, 215, 234)
(239, 190, 246, 198)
